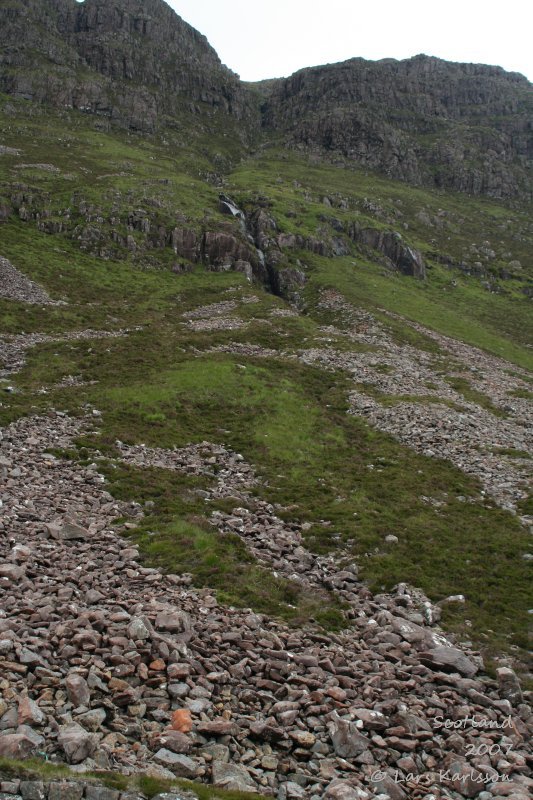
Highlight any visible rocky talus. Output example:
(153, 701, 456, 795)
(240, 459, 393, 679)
(0, 257, 60, 305)
(189, 288, 532, 524)
(0, 327, 532, 799)
(306, 292, 532, 519)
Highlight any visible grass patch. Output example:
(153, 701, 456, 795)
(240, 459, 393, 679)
(0, 758, 268, 799)
(445, 376, 508, 416)
(507, 388, 533, 400)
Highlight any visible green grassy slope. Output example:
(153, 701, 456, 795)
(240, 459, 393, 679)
(0, 98, 531, 668)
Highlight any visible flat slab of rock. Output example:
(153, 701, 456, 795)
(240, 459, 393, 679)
(212, 762, 259, 793)
(419, 646, 478, 677)
(46, 521, 89, 541)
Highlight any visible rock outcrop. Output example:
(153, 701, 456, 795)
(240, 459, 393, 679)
(0, 3, 531, 199)
(0, 0, 257, 133)
(261, 55, 533, 200)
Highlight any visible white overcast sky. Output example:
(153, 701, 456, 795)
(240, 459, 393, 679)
(167, 0, 533, 83)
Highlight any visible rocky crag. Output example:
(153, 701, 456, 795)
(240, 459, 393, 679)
(261, 56, 533, 200)
(0, 0, 255, 133)
(0, 2, 531, 198)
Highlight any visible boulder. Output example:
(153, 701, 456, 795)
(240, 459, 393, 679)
(154, 749, 199, 777)
(65, 673, 91, 708)
(0, 733, 39, 759)
(496, 666, 523, 705)
(154, 610, 193, 640)
(17, 696, 45, 727)
(46, 521, 89, 541)
(328, 716, 370, 758)
(419, 646, 478, 677)
(157, 730, 192, 754)
(211, 762, 259, 793)
(58, 723, 97, 764)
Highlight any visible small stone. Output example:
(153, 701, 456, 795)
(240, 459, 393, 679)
(170, 709, 192, 733)
(290, 730, 316, 748)
(85, 589, 105, 605)
(197, 719, 239, 737)
(167, 682, 189, 699)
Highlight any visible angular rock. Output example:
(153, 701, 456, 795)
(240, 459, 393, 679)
(57, 723, 96, 764)
(157, 730, 192, 754)
(0, 733, 38, 759)
(496, 666, 523, 705)
(212, 762, 259, 793)
(48, 784, 84, 800)
(19, 782, 46, 800)
(85, 788, 120, 800)
(154, 610, 193, 640)
(0, 564, 24, 581)
(154, 749, 198, 777)
(278, 782, 307, 799)
(289, 730, 316, 748)
(77, 708, 107, 732)
(65, 673, 90, 708)
(17, 696, 45, 727)
(419, 646, 478, 677)
(46, 521, 89, 541)
(324, 781, 364, 800)
(196, 719, 239, 737)
(328, 716, 370, 758)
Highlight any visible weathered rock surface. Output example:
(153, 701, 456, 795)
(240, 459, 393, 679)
(0, 0, 256, 133)
(262, 54, 533, 200)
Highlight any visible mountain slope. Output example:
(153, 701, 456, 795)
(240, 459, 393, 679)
(0, 1, 532, 796)
(0, 0, 256, 132)
(260, 54, 533, 199)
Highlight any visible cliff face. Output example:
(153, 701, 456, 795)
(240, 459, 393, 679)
(0, 0, 256, 132)
(0, 0, 531, 200)
(261, 55, 533, 200)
